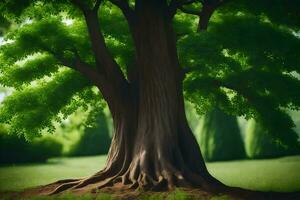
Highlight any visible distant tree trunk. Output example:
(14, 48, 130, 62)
(51, 1, 224, 194)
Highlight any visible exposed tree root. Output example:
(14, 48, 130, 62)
(48, 164, 214, 195)
(45, 161, 256, 200)
(43, 173, 300, 200)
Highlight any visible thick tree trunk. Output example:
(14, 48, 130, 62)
(49, 1, 224, 195)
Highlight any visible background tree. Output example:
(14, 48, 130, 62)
(0, 124, 63, 164)
(245, 119, 300, 159)
(185, 102, 245, 162)
(68, 110, 111, 156)
(198, 108, 245, 162)
(0, 0, 299, 195)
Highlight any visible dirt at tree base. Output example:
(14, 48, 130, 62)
(1, 183, 300, 200)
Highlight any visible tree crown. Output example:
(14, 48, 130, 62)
(0, 0, 299, 147)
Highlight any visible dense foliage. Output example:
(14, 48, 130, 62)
(0, 16, 10, 36)
(0, 0, 299, 150)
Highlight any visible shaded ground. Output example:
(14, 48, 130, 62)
(0, 155, 300, 199)
(2, 184, 300, 200)
(0, 189, 220, 200)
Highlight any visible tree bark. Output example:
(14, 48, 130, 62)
(49, 0, 224, 194)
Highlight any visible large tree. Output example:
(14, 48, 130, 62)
(0, 0, 299, 195)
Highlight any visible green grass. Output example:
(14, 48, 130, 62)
(207, 156, 300, 192)
(0, 156, 106, 192)
(0, 155, 299, 193)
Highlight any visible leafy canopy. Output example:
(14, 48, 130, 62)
(0, 0, 299, 148)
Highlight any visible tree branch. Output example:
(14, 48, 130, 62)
(70, 0, 131, 111)
(109, 0, 135, 26)
(169, 0, 228, 30)
(179, 6, 201, 16)
(170, 0, 199, 9)
(82, 11, 128, 86)
(197, 0, 229, 31)
(168, 0, 199, 19)
(44, 48, 106, 88)
(44, 48, 120, 107)
(70, 0, 128, 89)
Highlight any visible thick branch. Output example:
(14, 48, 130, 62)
(47, 50, 120, 111)
(82, 11, 128, 87)
(109, 0, 135, 26)
(69, 0, 133, 115)
(70, 0, 128, 86)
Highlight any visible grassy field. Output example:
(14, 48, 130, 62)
(0, 155, 299, 193)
